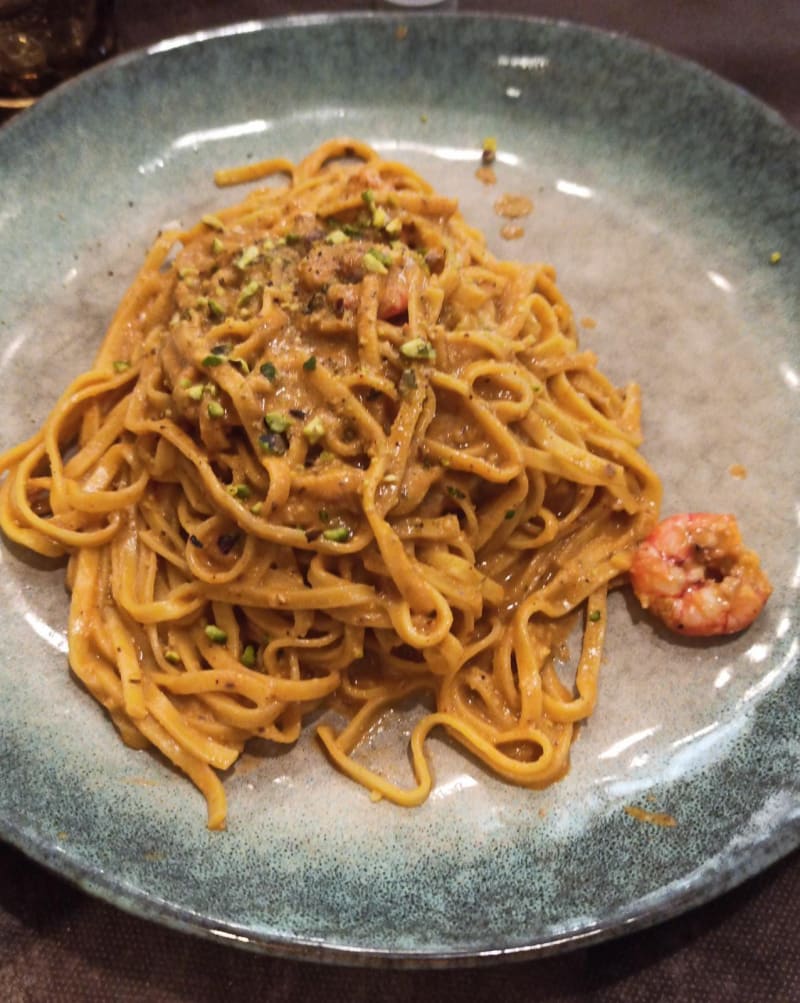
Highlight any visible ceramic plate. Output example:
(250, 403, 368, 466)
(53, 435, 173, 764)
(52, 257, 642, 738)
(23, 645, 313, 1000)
(0, 14, 798, 965)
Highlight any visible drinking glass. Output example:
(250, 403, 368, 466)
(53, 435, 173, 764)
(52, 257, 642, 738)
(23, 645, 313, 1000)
(0, 0, 115, 114)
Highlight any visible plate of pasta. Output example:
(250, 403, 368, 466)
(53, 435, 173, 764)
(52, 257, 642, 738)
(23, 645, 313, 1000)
(0, 14, 798, 964)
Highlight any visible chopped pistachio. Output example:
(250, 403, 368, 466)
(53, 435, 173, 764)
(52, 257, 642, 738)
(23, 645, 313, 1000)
(164, 649, 181, 665)
(250, 501, 263, 515)
(237, 280, 261, 307)
(235, 244, 260, 269)
(229, 356, 250, 375)
(363, 250, 388, 275)
(202, 354, 224, 367)
(201, 214, 225, 232)
(371, 247, 392, 266)
(325, 229, 349, 245)
(112, 360, 131, 373)
(770, 251, 782, 264)
(318, 509, 330, 523)
(323, 526, 351, 543)
(400, 338, 436, 361)
(177, 267, 198, 281)
(302, 355, 317, 372)
(260, 361, 277, 381)
(302, 416, 326, 444)
(179, 377, 192, 389)
(240, 644, 257, 668)
(385, 217, 402, 236)
(588, 610, 602, 622)
(211, 236, 224, 255)
(361, 189, 376, 208)
(504, 509, 517, 520)
(186, 383, 205, 401)
(227, 483, 251, 499)
(207, 401, 224, 418)
(207, 297, 225, 320)
(372, 206, 388, 228)
(264, 411, 291, 433)
(204, 624, 228, 644)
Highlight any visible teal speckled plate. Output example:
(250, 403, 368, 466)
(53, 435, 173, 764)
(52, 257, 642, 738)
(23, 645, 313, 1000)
(0, 14, 798, 966)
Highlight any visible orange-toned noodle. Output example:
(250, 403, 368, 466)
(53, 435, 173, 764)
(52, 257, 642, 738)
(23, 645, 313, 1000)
(0, 139, 661, 828)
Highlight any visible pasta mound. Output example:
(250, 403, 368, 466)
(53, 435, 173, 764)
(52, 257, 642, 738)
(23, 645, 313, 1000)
(0, 139, 661, 828)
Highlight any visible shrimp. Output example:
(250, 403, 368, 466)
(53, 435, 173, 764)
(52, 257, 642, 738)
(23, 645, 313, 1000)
(629, 513, 772, 637)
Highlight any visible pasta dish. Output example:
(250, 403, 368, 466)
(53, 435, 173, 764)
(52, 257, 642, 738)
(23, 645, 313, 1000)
(0, 139, 664, 828)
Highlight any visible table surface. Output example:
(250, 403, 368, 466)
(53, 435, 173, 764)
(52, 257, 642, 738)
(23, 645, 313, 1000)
(2, 2, 798, 1000)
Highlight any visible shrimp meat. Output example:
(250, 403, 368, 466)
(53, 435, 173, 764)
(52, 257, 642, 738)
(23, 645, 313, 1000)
(630, 513, 772, 637)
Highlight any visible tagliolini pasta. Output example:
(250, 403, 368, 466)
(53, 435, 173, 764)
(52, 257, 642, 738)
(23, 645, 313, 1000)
(0, 139, 661, 828)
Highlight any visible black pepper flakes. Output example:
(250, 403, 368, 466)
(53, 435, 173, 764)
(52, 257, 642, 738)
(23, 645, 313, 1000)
(218, 533, 240, 555)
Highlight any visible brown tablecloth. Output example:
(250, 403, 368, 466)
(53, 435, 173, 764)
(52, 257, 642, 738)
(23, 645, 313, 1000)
(2, 2, 799, 999)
